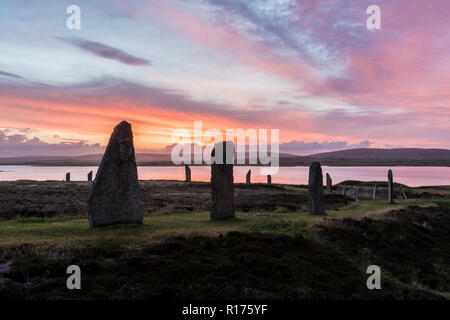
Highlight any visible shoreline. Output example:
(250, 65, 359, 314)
(0, 163, 449, 167)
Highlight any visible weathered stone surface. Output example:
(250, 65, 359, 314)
(185, 165, 191, 182)
(66, 173, 70, 182)
(267, 175, 272, 185)
(210, 141, 235, 220)
(246, 170, 251, 184)
(88, 171, 93, 182)
(388, 169, 394, 204)
(326, 173, 332, 192)
(88, 121, 143, 227)
(308, 162, 325, 215)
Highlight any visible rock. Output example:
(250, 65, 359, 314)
(88, 121, 143, 227)
(185, 165, 191, 182)
(308, 162, 325, 215)
(326, 173, 332, 192)
(66, 173, 70, 182)
(88, 171, 93, 182)
(246, 169, 251, 184)
(388, 169, 394, 204)
(210, 141, 235, 220)
(267, 175, 272, 185)
(372, 184, 377, 199)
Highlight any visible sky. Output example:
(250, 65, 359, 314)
(0, 0, 449, 157)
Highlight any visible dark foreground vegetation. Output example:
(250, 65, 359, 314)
(0, 204, 449, 299)
(0, 181, 449, 299)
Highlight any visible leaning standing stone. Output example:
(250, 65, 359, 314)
(246, 169, 251, 184)
(388, 169, 394, 204)
(88, 121, 143, 227)
(185, 165, 191, 182)
(372, 184, 377, 199)
(66, 173, 70, 182)
(210, 141, 235, 220)
(326, 173, 332, 192)
(308, 161, 325, 215)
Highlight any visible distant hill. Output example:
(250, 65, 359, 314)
(0, 153, 171, 166)
(309, 148, 450, 160)
(279, 148, 450, 166)
(0, 148, 449, 166)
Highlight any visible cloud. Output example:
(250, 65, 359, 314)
(0, 130, 104, 157)
(0, 75, 448, 152)
(56, 36, 151, 66)
(158, 0, 450, 116)
(0, 70, 24, 79)
(279, 140, 372, 155)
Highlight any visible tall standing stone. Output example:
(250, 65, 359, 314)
(388, 169, 394, 204)
(210, 141, 235, 220)
(88, 121, 143, 227)
(308, 162, 325, 215)
(267, 175, 272, 185)
(372, 184, 377, 199)
(246, 169, 251, 184)
(185, 165, 191, 182)
(355, 186, 359, 202)
(326, 173, 332, 192)
(88, 171, 93, 182)
(66, 173, 70, 182)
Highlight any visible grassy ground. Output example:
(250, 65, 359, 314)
(0, 198, 431, 248)
(1, 181, 449, 300)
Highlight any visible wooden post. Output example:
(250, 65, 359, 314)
(400, 186, 407, 199)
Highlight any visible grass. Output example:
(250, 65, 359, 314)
(436, 200, 450, 208)
(0, 198, 431, 248)
(0, 196, 448, 300)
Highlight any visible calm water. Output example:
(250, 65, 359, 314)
(0, 165, 448, 187)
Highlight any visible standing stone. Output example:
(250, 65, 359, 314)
(372, 184, 377, 199)
(308, 162, 325, 215)
(88, 121, 143, 227)
(388, 169, 394, 204)
(210, 141, 235, 220)
(326, 173, 332, 193)
(355, 186, 359, 202)
(87, 171, 93, 182)
(66, 173, 70, 182)
(185, 165, 191, 182)
(246, 170, 251, 184)
(267, 175, 272, 185)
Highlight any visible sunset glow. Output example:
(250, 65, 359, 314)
(0, 0, 449, 156)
